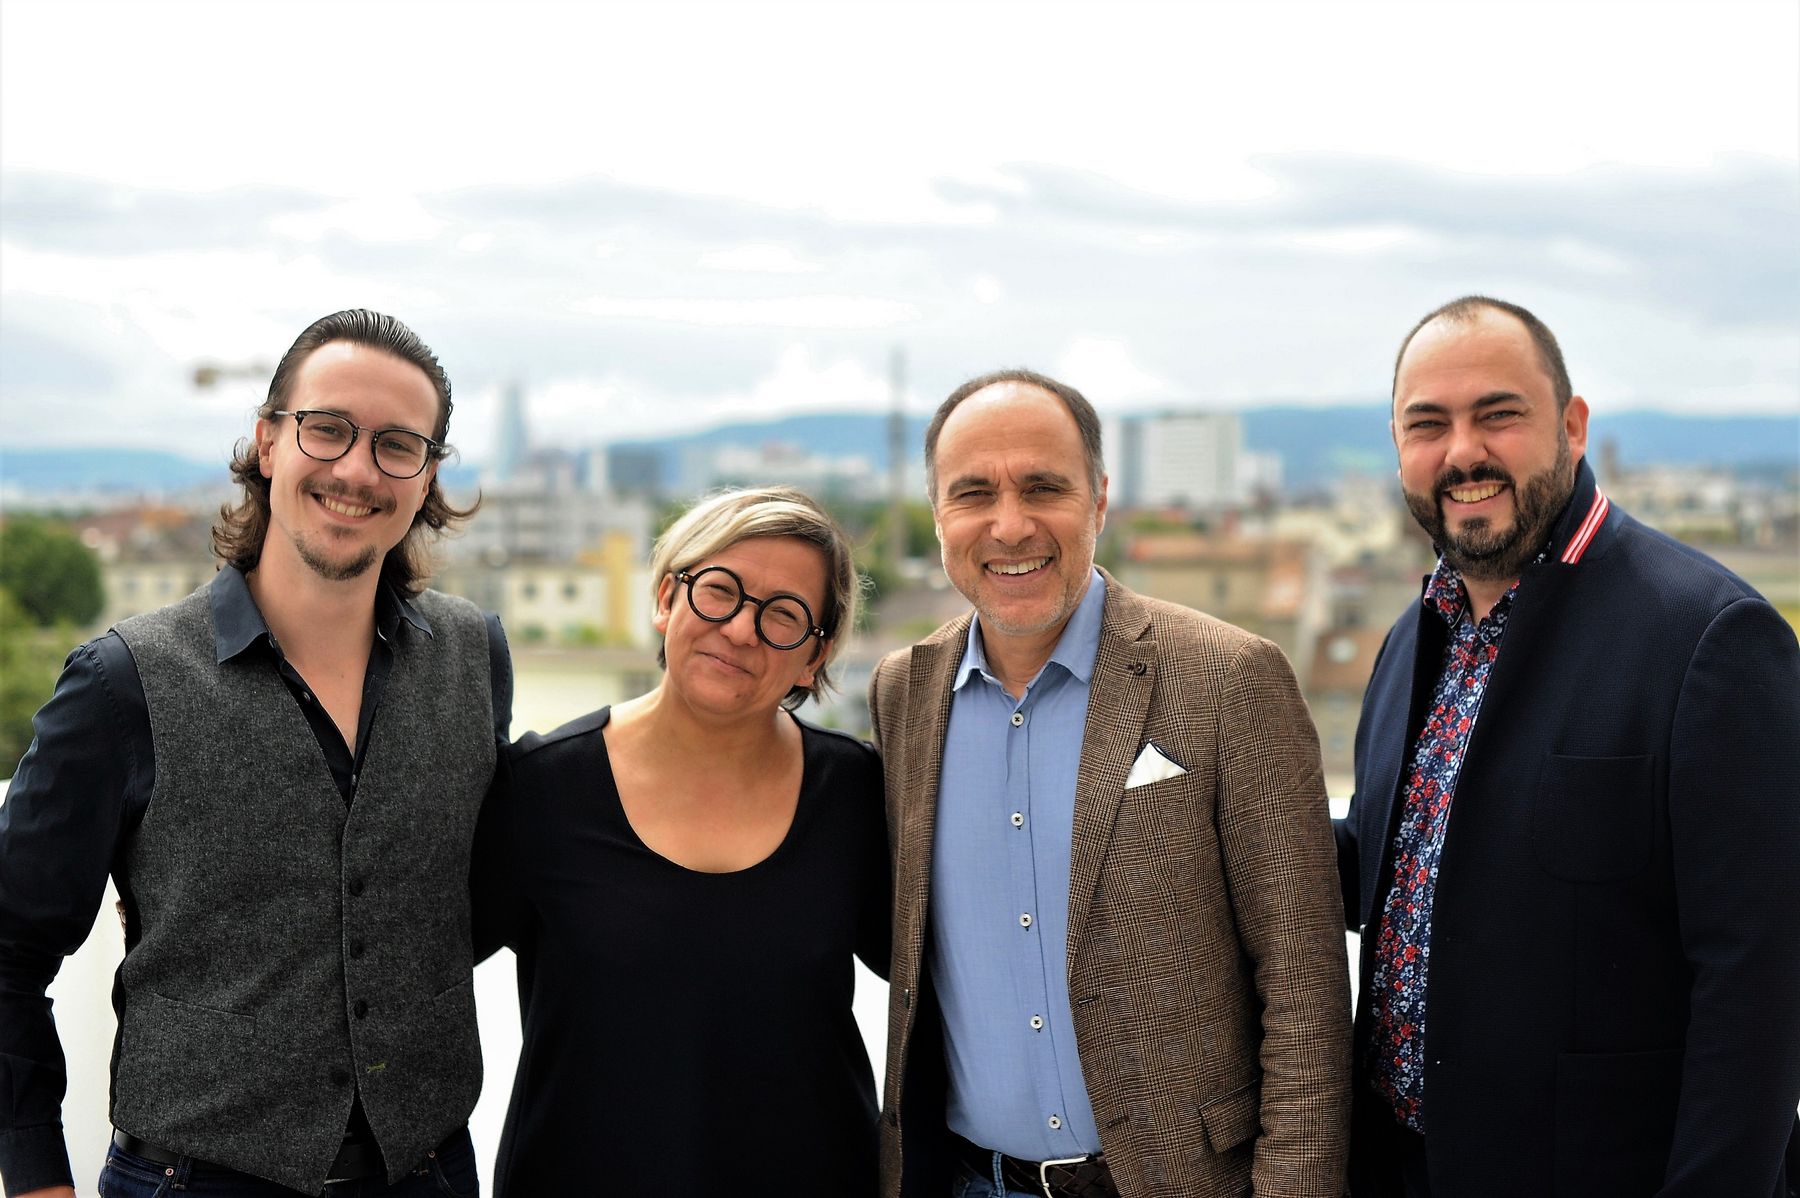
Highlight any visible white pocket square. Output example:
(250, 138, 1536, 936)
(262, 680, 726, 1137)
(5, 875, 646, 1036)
(1126, 741, 1187, 789)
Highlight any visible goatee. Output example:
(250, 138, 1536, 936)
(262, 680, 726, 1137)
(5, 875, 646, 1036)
(1404, 436, 1574, 583)
(295, 533, 380, 582)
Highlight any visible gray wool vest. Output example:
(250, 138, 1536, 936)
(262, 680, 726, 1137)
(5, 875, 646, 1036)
(110, 581, 496, 1194)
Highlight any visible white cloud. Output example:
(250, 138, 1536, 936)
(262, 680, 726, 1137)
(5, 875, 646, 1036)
(1053, 337, 1180, 408)
(492, 344, 899, 448)
(569, 294, 918, 331)
(698, 244, 823, 274)
(0, 0, 1795, 460)
(268, 195, 448, 244)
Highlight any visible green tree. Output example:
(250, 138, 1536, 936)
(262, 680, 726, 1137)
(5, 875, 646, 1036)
(0, 588, 66, 770)
(0, 516, 103, 628)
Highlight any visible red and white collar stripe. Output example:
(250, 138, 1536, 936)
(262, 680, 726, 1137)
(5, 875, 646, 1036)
(1560, 488, 1609, 564)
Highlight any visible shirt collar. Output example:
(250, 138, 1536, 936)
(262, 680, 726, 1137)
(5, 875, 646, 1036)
(954, 568, 1107, 692)
(1420, 556, 1533, 636)
(208, 563, 430, 664)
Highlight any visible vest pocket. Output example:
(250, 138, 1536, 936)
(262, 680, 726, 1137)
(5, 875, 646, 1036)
(113, 989, 260, 1129)
(1531, 754, 1654, 882)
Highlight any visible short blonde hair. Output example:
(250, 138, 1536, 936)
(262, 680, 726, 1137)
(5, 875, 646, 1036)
(649, 486, 862, 708)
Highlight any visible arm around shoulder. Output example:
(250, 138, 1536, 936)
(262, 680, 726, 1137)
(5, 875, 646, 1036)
(484, 611, 513, 742)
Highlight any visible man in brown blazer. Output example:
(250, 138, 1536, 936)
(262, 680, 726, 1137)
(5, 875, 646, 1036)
(869, 369, 1349, 1198)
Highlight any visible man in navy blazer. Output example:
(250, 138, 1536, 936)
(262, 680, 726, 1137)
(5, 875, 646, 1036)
(1336, 295, 1800, 1197)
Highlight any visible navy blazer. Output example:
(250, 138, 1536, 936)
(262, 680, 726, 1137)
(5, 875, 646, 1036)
(1337, 458, 1800, 1197)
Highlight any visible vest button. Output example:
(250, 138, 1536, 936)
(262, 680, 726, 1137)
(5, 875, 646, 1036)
(349, 939, 365, 959)
(354, 999, 369, 1019)
(348, 878, 365, 897)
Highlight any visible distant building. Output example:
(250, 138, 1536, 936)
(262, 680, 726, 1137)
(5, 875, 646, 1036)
(489, 382, 530, 485)
(445, 450, 653, 568)
(1303, 626, 1387, 787)
(673, 441, 885, 503)
(1116, 531, 1324, 679)
(1260, 482, 1412, 570)
(434, 531, 653, 649)
(73, 507, 216, 629)
(606, 445, 667, 498)
(1116, 411, 1248, 511)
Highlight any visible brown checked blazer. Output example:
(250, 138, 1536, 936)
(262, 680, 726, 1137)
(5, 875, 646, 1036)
(869, 572, 1350, 1198)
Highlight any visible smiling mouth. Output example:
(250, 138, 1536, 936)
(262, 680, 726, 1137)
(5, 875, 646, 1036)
(987, 557, 1052, 576)
(1444, 482, 1506, 504)
(700, 650, 753, 674)
(314, 493, 380, 518)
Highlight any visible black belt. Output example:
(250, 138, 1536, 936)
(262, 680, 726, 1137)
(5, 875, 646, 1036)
(112, 1129, 387, 1182)
(952, 1132, 1117, 1198)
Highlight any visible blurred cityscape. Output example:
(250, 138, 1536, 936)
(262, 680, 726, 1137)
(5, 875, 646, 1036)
(3, 380, 1797, 794)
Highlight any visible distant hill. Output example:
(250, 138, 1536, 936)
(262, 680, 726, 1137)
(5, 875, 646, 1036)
(4, 407, 1793, 501)
(0, 447, 480, 497)
(1245, 406, 1800, 485)
(617, 413, 932, 461)
(0, 447, 222, 494)
(617, 406, 1798, 483)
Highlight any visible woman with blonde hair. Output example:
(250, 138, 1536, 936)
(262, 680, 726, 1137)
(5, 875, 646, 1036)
(476, 485, 888, 1197)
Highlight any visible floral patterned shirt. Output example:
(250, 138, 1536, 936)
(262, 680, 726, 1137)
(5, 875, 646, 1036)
(1367, 560, 1523, 1132)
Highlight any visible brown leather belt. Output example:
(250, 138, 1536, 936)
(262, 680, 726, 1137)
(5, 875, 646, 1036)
(952, 1132, 1118, 1198)
(112, 1129, 386, 1182)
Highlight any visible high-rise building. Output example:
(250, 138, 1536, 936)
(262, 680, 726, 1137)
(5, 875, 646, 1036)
(1117, 410, 1246, 510)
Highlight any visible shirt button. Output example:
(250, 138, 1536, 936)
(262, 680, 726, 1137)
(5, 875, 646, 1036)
(1010, 712, 1024, 727)
(1047, 1114, 1063, 1130)
(1010, 812, 1024, 828)
(1019, 913, 1033, 929)
(301, 691, 313, 703)
(1030, 1015, 1044, 1030)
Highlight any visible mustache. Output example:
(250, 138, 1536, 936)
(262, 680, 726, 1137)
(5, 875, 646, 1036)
(309, 478, 394, 510)
(1433, 464, 1513, 496)
(309, 481, 392, 512)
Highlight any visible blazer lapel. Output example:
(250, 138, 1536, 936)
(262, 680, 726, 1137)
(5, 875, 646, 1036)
(895, 619, 968, 935)
(1067, 577, 1156, 959)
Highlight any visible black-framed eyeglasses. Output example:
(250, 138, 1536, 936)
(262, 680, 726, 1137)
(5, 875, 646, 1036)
(268, 409, 446, 480)
(676, 565, 826, 652)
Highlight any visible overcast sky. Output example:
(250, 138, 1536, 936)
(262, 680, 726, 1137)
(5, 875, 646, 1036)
(2, 0, 1796, 468)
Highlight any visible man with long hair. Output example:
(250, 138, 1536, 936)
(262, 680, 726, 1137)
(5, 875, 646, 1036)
(0, 310, 510, 1197)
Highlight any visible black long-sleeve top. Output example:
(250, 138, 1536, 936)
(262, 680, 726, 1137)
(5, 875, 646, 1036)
(474, 706, 890, 1198)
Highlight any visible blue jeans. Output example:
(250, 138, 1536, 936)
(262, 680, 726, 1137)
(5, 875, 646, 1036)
(949, 1155, 1039, 1198)
(97, 1129, 478, 1198)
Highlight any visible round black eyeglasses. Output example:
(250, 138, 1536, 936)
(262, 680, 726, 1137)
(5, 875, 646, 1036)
(676, 566, 825, 651)
(269, 409, 446, 480)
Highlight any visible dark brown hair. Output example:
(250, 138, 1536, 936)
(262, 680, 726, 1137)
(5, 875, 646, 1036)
(924, 367, 1105, 500)
(1393, 295, 1573, 412)
(211, 309, 475, 596)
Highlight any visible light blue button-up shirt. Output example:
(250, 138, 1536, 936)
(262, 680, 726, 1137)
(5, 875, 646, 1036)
(931, 569, 1107, 1160)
